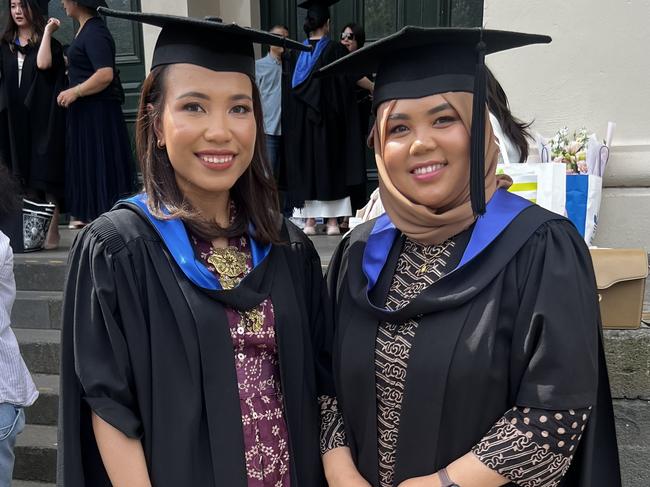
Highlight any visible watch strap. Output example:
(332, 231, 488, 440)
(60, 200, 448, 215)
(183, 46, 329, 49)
(437, 467, 460, 487)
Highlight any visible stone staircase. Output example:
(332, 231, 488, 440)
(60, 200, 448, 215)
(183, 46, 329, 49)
(8, 229, 650, 486)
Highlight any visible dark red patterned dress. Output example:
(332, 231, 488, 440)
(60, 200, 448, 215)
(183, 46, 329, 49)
(192, 234, 291, 487)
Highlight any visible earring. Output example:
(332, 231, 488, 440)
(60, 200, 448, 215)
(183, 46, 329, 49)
(157, 139, 165, 149)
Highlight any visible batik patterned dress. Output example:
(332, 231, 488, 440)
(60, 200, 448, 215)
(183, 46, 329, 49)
(193, 234, 291, 487)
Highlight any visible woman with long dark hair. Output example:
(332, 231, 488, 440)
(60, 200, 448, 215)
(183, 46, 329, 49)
(321, 28, 620, 487)
(283, 0, 365, 235)
(56, 0, 133, 227)
(0, 0, 66, 248)
(58, 8, 334, 487)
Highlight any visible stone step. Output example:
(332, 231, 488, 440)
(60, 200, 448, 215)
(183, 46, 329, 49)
(13, 424, 57, 484)
(14, 329, 60, 376)
(12, 481, 56, 487)
(13, 256, 68, 292)
(26, 374, 59, 427)
(12, 291, 63, 330)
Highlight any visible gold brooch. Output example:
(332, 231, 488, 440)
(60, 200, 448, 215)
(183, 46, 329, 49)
(243, 308, 265, 333)
(207, 246, 247, 290)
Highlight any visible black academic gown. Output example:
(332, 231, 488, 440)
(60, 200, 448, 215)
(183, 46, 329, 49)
(282, 40, 365, 208)
(0, 40, 66, 201)
(326, 190, 621, 487)
(57, 202, 332, 487)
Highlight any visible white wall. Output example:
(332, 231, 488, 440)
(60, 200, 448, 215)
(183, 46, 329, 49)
(140, 0, 260, 72)
(484, 0, 650, 250)
(140, 0, 188, 72)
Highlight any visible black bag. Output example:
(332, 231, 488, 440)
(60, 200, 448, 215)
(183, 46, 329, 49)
(0, 198, 55, 253)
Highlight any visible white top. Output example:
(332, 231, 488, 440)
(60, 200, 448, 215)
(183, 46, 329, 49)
(0, 232, 38, 407)
(17, 52, 25, 87)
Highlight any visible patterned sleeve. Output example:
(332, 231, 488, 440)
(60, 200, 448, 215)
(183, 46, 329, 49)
(319, 395, 348, 454)
(472, 406, 591, 487)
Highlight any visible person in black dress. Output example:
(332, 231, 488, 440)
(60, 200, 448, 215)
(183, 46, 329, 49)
(56, 0, 133, 227)
(283, 0, 365, 235)
(0, 0, 66, 248)
(320, 28, 621, 487)
(58, 8, 335, 487)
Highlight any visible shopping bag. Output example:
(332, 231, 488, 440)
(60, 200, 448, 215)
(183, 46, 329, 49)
(497, 162, 566, 216)
(566, 174, 603, 245)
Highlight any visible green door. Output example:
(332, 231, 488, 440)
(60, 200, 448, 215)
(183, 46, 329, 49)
(260, 0, 483, 194)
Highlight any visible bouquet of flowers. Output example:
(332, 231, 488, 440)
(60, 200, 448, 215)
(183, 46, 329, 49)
(548, 127, 589, 174)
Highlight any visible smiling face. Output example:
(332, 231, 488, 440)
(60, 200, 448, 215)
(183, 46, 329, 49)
(380, 94, 471, 210)
(11, 0, 31, 29)
(155, 64, 257, 204)
(340, 27, 358, 52)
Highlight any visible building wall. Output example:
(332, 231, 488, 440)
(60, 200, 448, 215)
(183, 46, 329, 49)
(483, 0, 650, 251)
(141, 0, 261, 71)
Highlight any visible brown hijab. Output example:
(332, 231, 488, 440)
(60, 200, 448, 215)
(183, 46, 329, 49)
(373, 92, 511, 245)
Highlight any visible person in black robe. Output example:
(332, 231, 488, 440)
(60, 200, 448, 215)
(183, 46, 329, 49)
(319, 28, 621, 487)
(282, 0, 366, 235)
(58, 9, 333, 486)
(0, 0, 66, 248)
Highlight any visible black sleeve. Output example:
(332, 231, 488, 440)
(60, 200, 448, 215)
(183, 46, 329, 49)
(84, 23, 115, 71)
(510, 219, 600, 410)
(303, 232, 337, 398)
(63, 220, 142, 438)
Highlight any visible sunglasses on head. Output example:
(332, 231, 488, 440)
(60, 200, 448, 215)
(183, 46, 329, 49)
(341, 32, 355, 41)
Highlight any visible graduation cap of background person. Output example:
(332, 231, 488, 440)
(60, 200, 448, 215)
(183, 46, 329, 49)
(298, 0, 340, 19)
(319, 27, 551, 215)
(97, 7, 311, 77)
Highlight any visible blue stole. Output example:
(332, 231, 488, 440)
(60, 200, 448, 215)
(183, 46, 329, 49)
(291, 36, 330, 88)
(124, 194, 271, 291)
(362, 189, 533, 291)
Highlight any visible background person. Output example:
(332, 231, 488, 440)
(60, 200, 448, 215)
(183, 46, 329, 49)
(57, 0, 134, 227)
(0, 0, 66, 249)
(255, 24, 289, 176)
(0, 163, 39, 486)
(340, 21, 374, 221)
(283, 0, 365, 235)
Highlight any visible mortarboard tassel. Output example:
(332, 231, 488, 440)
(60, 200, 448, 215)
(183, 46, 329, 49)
(470, 36, 487, 215)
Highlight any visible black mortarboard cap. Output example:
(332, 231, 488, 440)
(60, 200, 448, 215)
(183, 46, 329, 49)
(298, 0, 339, 8)
(97, 8, 310, 77)
(298, 0, 339, 19)
(319, 27, 551, 215)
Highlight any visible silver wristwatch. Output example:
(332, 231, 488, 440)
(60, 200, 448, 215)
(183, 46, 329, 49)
(437, 467, 461, 487)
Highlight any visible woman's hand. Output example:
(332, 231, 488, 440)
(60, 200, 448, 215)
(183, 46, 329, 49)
(398, 474, 440, 487)
(44, 18, 60, 36)
(57, 88, 79, 108)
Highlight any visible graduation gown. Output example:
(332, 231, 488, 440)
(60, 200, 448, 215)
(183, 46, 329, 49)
(326, 189, 621, 486)
(282, 40, 365, 207)
(0, 40, 66, 200)
(57, 198, 333, 487)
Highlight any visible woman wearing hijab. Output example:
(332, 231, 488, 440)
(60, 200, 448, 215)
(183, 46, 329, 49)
(58, 8, 333, 487)
(0, 0, 66, 248)
(320, 28, 621, 487)
(56, 0, 133, 227)
(283, 0, 365, 235)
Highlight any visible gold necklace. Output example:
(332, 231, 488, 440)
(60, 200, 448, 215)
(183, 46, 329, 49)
(415, 239, 455, 276)
(207, 246, 247, 290)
